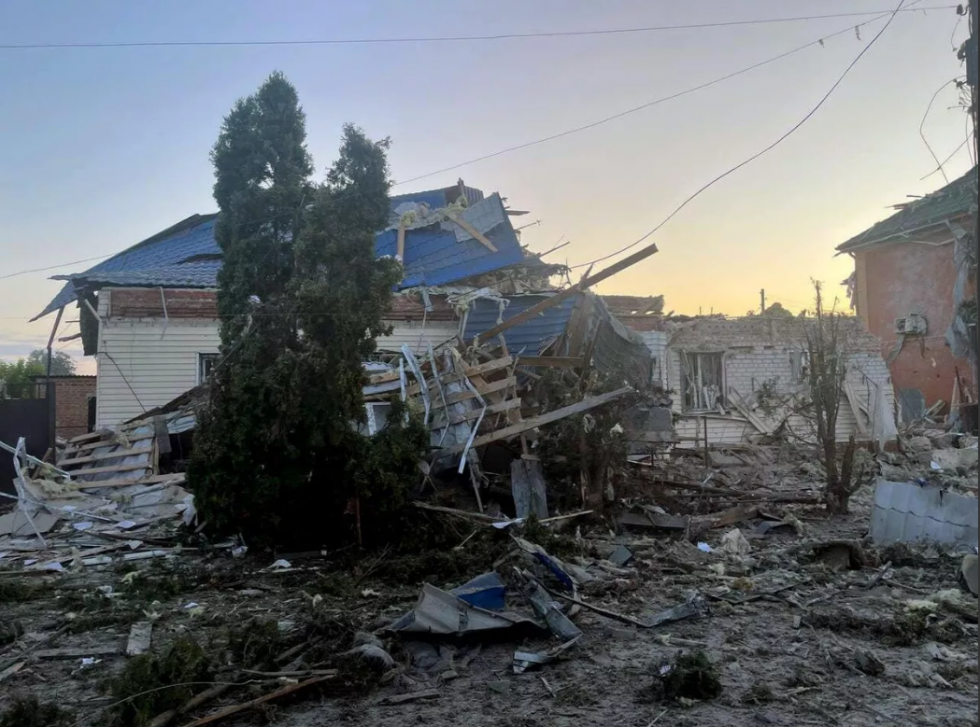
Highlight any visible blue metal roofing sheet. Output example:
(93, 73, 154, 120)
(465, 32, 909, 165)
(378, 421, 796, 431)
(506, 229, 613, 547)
(35, 188, 523, 319)
(462, 294, 578, 356)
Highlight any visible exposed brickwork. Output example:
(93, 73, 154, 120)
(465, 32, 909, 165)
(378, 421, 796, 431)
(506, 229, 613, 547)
(854, 234, 976, 412)
(41, 376, 96, 440)
(109, 289, 219, 319)
(107, 288, 459, 323)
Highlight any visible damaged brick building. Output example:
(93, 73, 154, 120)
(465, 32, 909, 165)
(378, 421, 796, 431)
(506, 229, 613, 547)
(837, 165, 977, 424)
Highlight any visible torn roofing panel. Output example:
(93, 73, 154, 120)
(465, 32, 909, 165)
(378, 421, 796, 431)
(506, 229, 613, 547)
(463, 293, 578, 355)
(375, 194, 525, 288)
(836, 166, 977, 253)
(34, 190, 526, 320)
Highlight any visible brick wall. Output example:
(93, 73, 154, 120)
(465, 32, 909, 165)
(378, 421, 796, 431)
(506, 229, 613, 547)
(50, 376, 96, 440)
(108, 289, 219, 319)
(855, 236, 976, 413)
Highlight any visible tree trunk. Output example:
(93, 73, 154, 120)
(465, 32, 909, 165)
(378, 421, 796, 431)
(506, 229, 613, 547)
(825, 434, 857, 515)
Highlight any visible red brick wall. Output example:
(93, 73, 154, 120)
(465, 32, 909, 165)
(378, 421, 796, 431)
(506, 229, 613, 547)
(856, 239, 975, 412)
(109, 289, 219, 319)
(107, 288, 460, 322)
(51, 377, 96, 440)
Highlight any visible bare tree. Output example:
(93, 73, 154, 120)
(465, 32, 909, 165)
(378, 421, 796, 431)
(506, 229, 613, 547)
(803, 281, 858, 514)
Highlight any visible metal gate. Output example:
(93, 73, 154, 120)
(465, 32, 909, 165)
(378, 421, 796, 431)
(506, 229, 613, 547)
(0, 397, 51, 497)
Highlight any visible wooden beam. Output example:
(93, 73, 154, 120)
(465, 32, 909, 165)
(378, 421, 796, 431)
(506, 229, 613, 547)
(75, 473, 186, 489)
(450, 216, 498, 252)
(436, 386, 632, 456)
(61, 433, 155, 455)
(517, 356, 583, 368)
(442, 376, 516, 406)
(461, 356, 513, 377)
(467, 243, 658, 344)
(429, 398, 521, 429)
(61, 446, 154, 467)
(68, 461, 154, 477)
(396, 222, 407, 262)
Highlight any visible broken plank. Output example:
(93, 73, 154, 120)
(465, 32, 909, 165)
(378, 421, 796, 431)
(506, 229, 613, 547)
(437, 387, 632, 456)
(461, 356, 513, 377)
(429, 398, 521, 429)
(517, 356, 584, 368)
(67, 429, 114, 445)
(177, 675, 335, 727)
(35, 644, 123, 660)
(412, 502, 502, 523)
(61, 433, 156, 456)
(450, 216, 498, 252)
(126, 621, 153, 656)
(60, 446, 154, 467)
(381, 689, 440, 705)
(442, 376, 516, 406)
(467, 243, 658, 344)
(75, 473, 186, 489)
(64, 461, 154, 476)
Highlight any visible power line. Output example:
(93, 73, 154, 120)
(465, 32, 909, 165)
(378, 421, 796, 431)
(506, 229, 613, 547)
(2, 10, 905, 288)
(0, 254, 113, 282)
(0, 7, 955, 50)
(919, 77, 964, 184)
(569, 0, 910, 271)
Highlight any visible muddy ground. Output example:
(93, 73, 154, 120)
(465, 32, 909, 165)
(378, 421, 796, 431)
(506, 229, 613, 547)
(1, 447, 977, 727)
(0, 497, 978, 727)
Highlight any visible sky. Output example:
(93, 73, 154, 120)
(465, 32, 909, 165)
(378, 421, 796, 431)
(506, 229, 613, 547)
(0, 0, 975, 372)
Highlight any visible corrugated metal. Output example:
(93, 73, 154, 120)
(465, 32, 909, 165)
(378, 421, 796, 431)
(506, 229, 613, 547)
(870, 480, 978, 547)
(375, 194, 525, 288)
(38, 189, 524, 319)
(37, 216, 219, 319)
(463, 294, 577, 356)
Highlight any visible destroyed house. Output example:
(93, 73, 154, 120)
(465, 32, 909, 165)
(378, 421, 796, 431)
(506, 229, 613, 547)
(640, 316, 897, 448)
(34, 182, 648, 428)
(837, 166, 977, 423)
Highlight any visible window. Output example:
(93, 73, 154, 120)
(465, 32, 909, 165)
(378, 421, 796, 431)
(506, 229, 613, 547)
(680, 352, 724, 412)
(198, 353, 219, 384)
(790, 349, 811, 384)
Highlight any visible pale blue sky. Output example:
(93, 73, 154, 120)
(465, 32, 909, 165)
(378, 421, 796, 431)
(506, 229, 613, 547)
(0, 1, 973, 367)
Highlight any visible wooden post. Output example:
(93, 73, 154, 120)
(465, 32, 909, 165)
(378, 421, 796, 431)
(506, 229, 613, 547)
(45, 306, 64, 445)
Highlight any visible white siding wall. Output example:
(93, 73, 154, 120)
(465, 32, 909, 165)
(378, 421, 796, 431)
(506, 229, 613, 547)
(95, 291, 460, 427)
(96, 291, 219, 427)
(375, 321, 459, 354)
(638, 331, 669, 386)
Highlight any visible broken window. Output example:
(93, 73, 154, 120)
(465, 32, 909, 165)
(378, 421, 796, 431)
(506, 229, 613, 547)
(790, 349, 811, 384)
(680, 352, 724, 412)
(197, 353, 219, 384)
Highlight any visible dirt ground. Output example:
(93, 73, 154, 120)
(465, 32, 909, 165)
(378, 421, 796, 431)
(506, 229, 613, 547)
(1, 446, 977, 727)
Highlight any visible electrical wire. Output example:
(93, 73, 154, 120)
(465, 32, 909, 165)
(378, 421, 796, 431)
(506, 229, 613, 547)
(569, 0, 910, 271)
(0, 7, 917, 287)
(0, 7, 955, 50)
(919, 77, 964, 185)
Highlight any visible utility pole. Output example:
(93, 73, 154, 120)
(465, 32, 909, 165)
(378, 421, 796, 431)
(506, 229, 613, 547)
(760, 289, 766, 315)
(966, 0, 978, 398)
